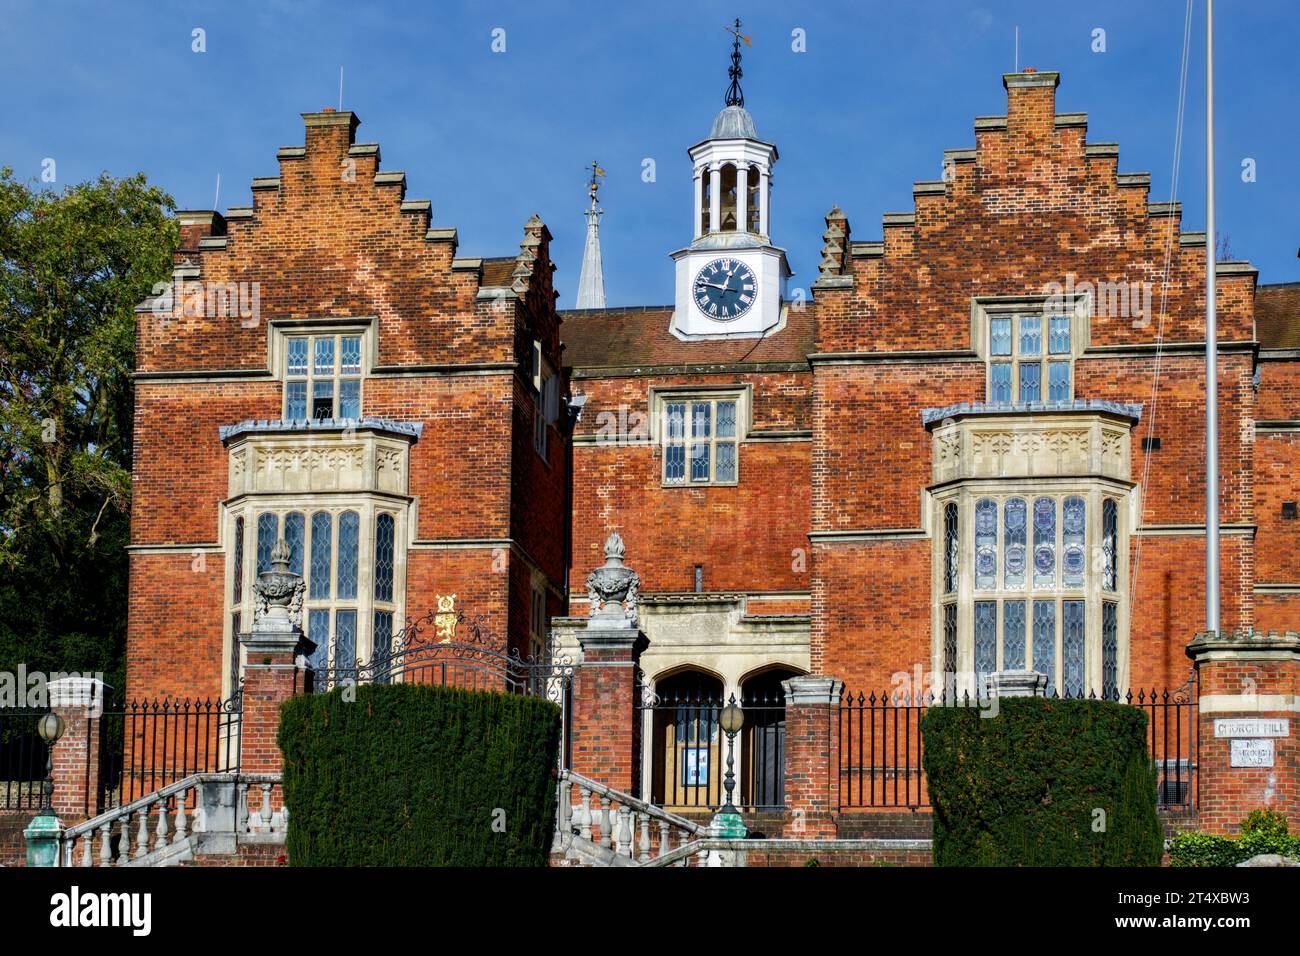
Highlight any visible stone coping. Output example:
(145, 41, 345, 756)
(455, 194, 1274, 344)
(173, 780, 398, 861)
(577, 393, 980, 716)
(218, 417, 423, 442)
(922, 399, 1143, 427)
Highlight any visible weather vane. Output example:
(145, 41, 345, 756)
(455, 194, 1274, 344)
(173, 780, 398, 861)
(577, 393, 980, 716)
(587, 160, 605, 206)
(724, 18, 751, 108)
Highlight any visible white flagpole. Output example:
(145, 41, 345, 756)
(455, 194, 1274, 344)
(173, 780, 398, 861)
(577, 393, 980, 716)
(1205, 0, 1220, 633)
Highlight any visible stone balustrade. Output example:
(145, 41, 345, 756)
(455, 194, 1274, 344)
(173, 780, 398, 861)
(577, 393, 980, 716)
(555, 769, 707, 866)
(59, 773, 286, 867)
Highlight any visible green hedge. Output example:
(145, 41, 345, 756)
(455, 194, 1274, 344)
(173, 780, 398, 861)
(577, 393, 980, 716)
(922, 696, 1163, 866)
(278, 682, 561, 866)
(1170, 808, 1300, 866)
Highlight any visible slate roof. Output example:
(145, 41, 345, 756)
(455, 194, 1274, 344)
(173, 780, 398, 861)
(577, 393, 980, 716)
(1257, 283, 1300, 349)
(559, 305, 814, 370)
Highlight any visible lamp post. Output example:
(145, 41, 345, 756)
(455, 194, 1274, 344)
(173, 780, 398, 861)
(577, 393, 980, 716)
(25, 711, 67, 867)
(713, 694, 747, 840)
(36, 712, 65, 815)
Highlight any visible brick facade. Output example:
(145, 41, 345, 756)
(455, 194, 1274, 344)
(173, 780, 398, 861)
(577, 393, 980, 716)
(123, 71, 1300, 833)
(128, 109, 568, 703)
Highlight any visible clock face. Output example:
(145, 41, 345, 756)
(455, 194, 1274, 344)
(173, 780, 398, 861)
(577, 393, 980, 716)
(692, 258, 757, 321)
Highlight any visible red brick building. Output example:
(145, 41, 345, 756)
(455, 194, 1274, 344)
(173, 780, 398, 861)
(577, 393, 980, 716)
(127, 70, 1299, 823)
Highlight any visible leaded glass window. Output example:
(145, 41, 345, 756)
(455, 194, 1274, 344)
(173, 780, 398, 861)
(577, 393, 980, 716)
(374, 513, 395, 603)
(661, 396, 741, 486)
(1062, 496, 1086, 588)
(310, 511, 331, 600)
(943, 503, 958, 594)
(234, 505, 401, 691)
(1033, 497, 1056, 590)
(284, 512, 305, 577)
(1102, 602, 1119, 699)
(1062, 600, 1086, 697)
(1033, 600, 1056, 695)
(373, 612, 393, 682)
(307, 609, 329, 671)
(975, 498, 997, 590)
(948, 489, 1117, 697)
(337, 511, 359, 599)
(1102, 498, 1118, 592)
(1004, 498, 1027, 589)
(335, 610, 357, 675)
(942, 603, 957, 683)
(1003, 600, 1026, 669)
(232, 517, 244, 603)
(256, 513, 277, 574)
(974, 601, 997, 693)
(283, 332, 364, 421)
(986, 312, 1074, 405)
(690, 404, 711, 481)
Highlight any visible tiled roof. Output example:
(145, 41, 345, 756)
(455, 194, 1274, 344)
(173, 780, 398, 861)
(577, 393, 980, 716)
(1257, 283, 1300, 349)
(480, 257, 517, 287)
(560, 305, 814, 369)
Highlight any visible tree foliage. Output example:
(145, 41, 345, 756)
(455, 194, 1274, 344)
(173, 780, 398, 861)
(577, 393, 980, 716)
(0, 167, 176, 690)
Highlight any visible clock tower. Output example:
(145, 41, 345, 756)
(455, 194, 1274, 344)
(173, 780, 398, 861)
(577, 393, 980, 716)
(671, 20, 791, 340)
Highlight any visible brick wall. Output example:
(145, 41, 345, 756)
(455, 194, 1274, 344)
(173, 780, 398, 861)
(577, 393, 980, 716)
(809, 71, 1263, 689)
(128, 109, 567, 702)
(569, 369, 812, 598)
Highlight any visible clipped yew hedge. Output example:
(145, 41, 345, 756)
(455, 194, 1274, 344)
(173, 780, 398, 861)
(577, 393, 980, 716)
(922, 696, 1163, 866)
(278, 682, 561, 866)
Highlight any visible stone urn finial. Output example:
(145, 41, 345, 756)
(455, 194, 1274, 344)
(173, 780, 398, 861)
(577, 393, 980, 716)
(586, 532, 639, 627)
(254, 537, 304, 631)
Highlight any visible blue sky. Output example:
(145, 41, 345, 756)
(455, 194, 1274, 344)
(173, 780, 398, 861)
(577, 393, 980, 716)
(3, 0, 1297, 308)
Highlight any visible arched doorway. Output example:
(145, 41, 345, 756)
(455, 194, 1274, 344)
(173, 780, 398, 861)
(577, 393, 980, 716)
(649, 669, 723, 810)
(740, 667, 800, 809)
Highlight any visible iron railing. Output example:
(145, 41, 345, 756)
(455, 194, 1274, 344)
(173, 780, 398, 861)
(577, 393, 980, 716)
(307, 607, 573, 705)
(837, 681, 1198, 811)
(97, 696, 242, 812)
(0, 706, 50, 811)
(839, 691, 928, 809)
(636, 693, 786, 813)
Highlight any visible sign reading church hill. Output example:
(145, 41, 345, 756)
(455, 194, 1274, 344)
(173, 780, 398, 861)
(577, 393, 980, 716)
(1213, 718, 1289, 769)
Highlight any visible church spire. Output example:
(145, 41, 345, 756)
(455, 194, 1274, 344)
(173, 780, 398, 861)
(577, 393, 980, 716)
(574, 160, 606, 309)
(724, 18, 750, 107)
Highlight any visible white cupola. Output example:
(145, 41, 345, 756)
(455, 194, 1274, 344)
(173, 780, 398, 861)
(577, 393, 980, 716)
(671, 20, 790, 340)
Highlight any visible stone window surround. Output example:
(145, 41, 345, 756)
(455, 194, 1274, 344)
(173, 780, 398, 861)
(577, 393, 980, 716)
(648, 384, 752, 488)
(222, 494, 410, 699)
(219, 418, 418, 699)
(932, 482, 1131, 697)
(970, 294, 1091, 404)
(268, 317, 377, 416)
(925, 403, 1138, 700)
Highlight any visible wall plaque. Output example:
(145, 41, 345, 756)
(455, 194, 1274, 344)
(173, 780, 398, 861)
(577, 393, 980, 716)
(1229, 739, 1275, 768)
(1213, 718, 1289, 738)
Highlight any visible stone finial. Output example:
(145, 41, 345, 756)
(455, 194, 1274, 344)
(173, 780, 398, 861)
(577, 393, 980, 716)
(253, 537, 304, 631)
(817, 205, 851, 280)
(585, 532, 639, 627)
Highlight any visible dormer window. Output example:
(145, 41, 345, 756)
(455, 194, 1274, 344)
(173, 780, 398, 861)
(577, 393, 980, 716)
(284, 332, 363, 420)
